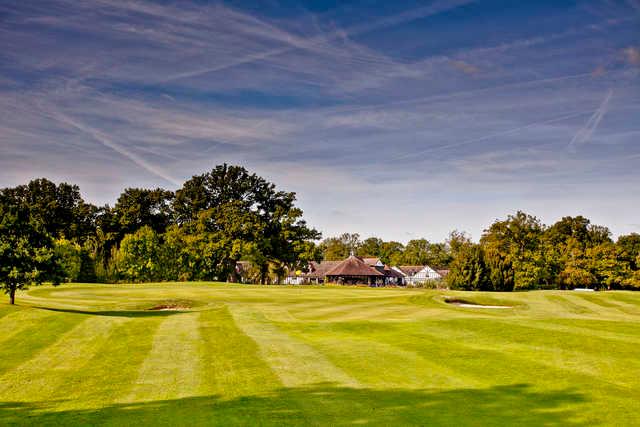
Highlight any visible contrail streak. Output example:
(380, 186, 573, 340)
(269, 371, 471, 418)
(568, 89, 613, 151)
(319, 72, 593, 117)
(390, 109, 597, 162)
(162, 0, 475, 82)
(50, 112, 180, 186)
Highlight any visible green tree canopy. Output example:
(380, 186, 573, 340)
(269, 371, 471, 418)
(115, 226, 163, 283)
(617, 233, 640, 270)
(0, 204, 61, 304)
(446, 244, 489, 291)
(357, 237, 383, 258)
(321, 233, 361, 261)
(0, 178, 97, 243)
(113, 188, 174, 236)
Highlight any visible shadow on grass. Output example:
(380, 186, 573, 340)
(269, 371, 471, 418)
(31, 306, 183, 318)
(0, 383, 592, 426)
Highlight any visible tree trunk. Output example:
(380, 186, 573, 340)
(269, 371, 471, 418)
(9, 288, 16, 305)
(227, 260, 239, 283)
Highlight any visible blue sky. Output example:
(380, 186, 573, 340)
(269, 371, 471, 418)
(1, 0, 639, 242)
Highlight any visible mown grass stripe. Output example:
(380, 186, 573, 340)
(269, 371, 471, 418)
(0, 315, 126, 402)
(559, 293, 638, 318)
(0, 307, 59, 347)
(0, 284, 638, 426)
(607, 292, 640, 306)
(121, 312, 205, 403)
(50, 315, 163, 412)
(503, 318, 640, 345)
(283, 327, 478, 389)
(228, 304, 360, 388)
(0, 309, 83, 376)
(545, 295, 595, 315)
(291, 300, 400, 320)
(415, 319, 640, 389)
(0, 304, 21, 321)
(374, 319, 639, 422)
(548, 318, 640, 337)
(198, 306, 283, 398)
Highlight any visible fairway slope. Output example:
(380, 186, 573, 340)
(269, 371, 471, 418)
(0, 283, 638, 426)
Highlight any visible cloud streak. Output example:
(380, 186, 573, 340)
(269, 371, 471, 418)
(568, 89, 613, 151)
(48, 110, 181, 186)
(160, 0, 476, 83)
(1, 0, 639, 240)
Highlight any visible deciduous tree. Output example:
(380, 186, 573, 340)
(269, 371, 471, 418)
(0, 205, 61, 304)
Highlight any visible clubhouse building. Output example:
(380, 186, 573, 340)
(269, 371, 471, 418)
(285, 255, 447, 286)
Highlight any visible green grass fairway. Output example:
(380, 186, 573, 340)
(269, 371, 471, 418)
(1, 284, 639, 426)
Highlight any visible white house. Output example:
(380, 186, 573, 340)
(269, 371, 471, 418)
(284, 270, 306, 285)
(393, 265, 447, 286)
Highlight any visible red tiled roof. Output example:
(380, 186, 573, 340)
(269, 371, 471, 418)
(305, 261, 342, 278)
(326, 255, 384, 277)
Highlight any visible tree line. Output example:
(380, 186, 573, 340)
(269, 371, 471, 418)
(2, 166, 639, 304)
(318, 231, 470, 267)
(317, 216, 640, 291)
(0, 165, 321, 303)
(447, 212, 640, 291)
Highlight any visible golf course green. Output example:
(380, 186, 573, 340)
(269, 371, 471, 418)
(0, 283, 638, 426)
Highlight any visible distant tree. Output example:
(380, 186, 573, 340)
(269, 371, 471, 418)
(556, 238, 595, 289)
(617, 233, 640, 270)
(379, 241, 404, 265)
(427, 242, 453, 268)
(173, 164, 272, 224)
(115, 226, 163, 283)
(206, 201, 264, 282)
(546, 216, 612, 249)
(162, 222, 218, 282)
(623, 257, 640, 289)
(401, 239, 453, 267)
(0, 178, 97, 243)
(358, 237, 383, 258)
(557, 265, 596, 289)
(54, 238, 82, 283)
(321, 233, 361, 260)
(77, 246, 97, 283)
(447, 230, 472, 259)
(545, 216, 591, 247)
(586, 243, 626, 290)
(173, 164, 320, 284)
(113, 188, 174, 236)
(292, 240, 323, 271)
(446, 244, 489, 291)
(484, 249, 515, 292)
(481, 212, 546, 289)
(262, 203, 322, 284)
(587, 225, 612, 247)
(0, 204, 61, 304)
(398, 239, 429, 265)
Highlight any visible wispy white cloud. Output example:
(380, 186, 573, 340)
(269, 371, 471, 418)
(160, 0, 477, 83)
(1, 0, 639, 239)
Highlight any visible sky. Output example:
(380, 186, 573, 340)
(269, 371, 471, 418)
(1, 0, 639, 242)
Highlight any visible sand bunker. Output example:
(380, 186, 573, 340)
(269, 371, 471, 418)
(146, 300, 194, 311)
(444, 298, 512, 309)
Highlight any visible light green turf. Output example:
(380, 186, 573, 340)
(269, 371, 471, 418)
(0, 283, 638, 426)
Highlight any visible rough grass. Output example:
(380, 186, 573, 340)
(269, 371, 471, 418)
(0, 283, 639, 426)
